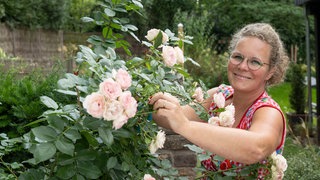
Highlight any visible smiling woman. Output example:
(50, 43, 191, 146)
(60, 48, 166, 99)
(149, 23, 290, 179)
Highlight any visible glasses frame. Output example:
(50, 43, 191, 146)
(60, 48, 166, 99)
(229, 52, 270, 71)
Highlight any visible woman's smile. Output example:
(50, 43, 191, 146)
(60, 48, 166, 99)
(233, 72, 252, 80)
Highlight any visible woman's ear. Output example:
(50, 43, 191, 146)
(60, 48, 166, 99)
(265, 67, 276, 81)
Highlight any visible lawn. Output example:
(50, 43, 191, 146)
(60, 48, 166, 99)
(268, 82, 316, 114)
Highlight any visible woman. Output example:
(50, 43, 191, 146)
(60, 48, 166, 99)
(148, 23, 289, 179)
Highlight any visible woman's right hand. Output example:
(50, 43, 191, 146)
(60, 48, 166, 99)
(148, 92, 189, 132)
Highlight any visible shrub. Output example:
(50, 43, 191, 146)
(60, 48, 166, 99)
(283, 137, 320, 179)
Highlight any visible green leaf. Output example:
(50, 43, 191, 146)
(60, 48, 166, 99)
(56, 164, 76, 179)
(64, 128, 81, 142)
(98, 127, 114, 146)
(80, 131, 99, 148)
(40, 96, 58, 110)
(154, 31, 163, 48)
(104, 8, 116, 17)
(55, 136, 75, 156)
(78, 161, 102, 179)
(83, 116, 103, 130)
(184, 144, 204, 153)
(47, 115, 65, 132)
(55, 89, 78, 96)
(34, 143, 56, 163)
(81, 17, 94, 23)
(107, 156, 118, 170)
(32, 126, 58, 142)
(58, 78, 75, 89)
(75, 149, 97, 161)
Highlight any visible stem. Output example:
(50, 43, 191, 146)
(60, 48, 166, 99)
(0, 157, 18, 179)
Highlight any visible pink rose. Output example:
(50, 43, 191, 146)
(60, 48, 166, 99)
(162, 45, 177, 67)
(145, 29, 168, 44)
(103, 99, 124, 121)
(208, 116, 220, 126)
(214, 92, 225, 108)
(149, 140, 158, 154)
(219, 110, 235, 127)
(192, 87, 204, 102)
(119, 91, 138, 118)
(174, 46, 184, 64)
(83, 92, 105, 118)
(112, 115, 128, 130)
(99, 78, 122, 99)
(155, 130, 166, 149)
(114, 69, 132, 90)
(143, 174, 156, 180)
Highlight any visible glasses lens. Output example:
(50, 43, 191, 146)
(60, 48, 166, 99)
(248, 59, 263, 70)
(229, 54, 243, 65)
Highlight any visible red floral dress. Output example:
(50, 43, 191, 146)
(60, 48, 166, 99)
(201, 84, 286, 179)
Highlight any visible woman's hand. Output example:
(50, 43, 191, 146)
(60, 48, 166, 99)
(148, 92, 189, 132)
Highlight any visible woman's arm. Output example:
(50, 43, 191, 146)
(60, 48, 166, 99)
(149, 92, 284, 164)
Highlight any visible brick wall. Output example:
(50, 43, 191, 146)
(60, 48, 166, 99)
(159, 128, 197, 179)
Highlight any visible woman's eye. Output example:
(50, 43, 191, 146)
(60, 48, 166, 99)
(250, 59, 262, 66)
(233, 55, 243, 60)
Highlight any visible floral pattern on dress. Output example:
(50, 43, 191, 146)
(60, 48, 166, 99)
(202, 84, 286, 179)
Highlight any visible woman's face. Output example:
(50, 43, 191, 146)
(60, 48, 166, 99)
(227, 37, 274, 93)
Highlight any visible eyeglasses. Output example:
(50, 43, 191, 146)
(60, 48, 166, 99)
(229, 52, 270, 71)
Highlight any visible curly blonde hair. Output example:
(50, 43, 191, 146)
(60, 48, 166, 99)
(228, 23, 289, 86)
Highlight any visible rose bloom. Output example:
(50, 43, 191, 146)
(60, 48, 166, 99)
(145, 28, 168, 44)
(149, 139, 158, 154)
(118, 91, 137, 118)
(103, 99, 125, 121)
(112, 115, 129, 130)
(192, 87, 204, 103)
(208, 116, 220, 126)
(214, 92, 225, 108)
(99, 78, 122, 99)
(219, 110, 235, 127)
(162, 45, 177, 67)
(114, 68, 132, 90)
(225, 104, 235, 115)
(270, 152, 287, 180)
(155, 130, 166, 149)
(174, 46, 184, 64)
(143, 174, 156, 180)
(83, 92, 105, 118)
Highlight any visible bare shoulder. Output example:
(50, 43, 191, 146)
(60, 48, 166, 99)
(250, 106, 284, 132)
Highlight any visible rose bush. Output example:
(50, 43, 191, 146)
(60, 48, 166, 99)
(7, 0, 207, 179)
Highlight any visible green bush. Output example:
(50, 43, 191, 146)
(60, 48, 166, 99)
(283, 137, 320, 179)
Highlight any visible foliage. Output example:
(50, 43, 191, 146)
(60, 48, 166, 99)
(143, 0, 196, 31)
(0, 0, 207, 179)
(288, 63, 306, 114)
(195, 0, 307, 61)
(0, 0, 68, 29)
(173, 9, 229, 88)
(0, 68, 74, 138)
(283, 137, 320, 180)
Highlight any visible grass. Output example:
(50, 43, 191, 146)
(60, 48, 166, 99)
(267, 82, 292, 113)
(268, 82, 317, 114)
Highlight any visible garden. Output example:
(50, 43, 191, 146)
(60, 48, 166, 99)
(1, 0, 320, 179)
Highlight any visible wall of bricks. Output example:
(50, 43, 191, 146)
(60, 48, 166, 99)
(158, 128, 197, 179)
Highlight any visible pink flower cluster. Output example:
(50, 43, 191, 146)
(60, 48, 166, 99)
(192, 87, 204, 103)
(83, 69, 137, 130)
(145, 28, 184, 67)
(149, 130, 166, 154)
(208, 92, 235, 127)
(270, 152, 288, 180)
(162, 45, 184, 67)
